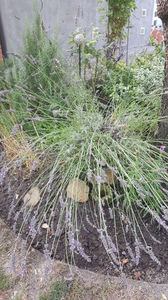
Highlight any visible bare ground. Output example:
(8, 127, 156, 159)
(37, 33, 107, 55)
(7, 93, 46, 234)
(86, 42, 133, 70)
(0, 218, 168, 300)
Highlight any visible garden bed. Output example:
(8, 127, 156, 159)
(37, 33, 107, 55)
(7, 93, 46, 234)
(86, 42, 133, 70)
(0, 156, 168, 284)
(0, 12, 168, 286)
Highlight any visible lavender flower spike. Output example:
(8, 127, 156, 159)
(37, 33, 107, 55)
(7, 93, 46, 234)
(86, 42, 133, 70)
(25, 117, 42, 122)
(10, 124, 20, 136)
(7, 109, 15, 113)
(52, 110, 61, 117)
(160, 145, 165, 151)
(0, 90, 10, 96)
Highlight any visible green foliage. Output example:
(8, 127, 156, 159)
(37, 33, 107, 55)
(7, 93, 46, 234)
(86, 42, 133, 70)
(149, 35, 165, 58)
(69, 26, 103, 86)
(99, 51, 164, 136)
(98, 0, 136, 61)
(0, 12, 92, 137)
(99, 0, 136, 41)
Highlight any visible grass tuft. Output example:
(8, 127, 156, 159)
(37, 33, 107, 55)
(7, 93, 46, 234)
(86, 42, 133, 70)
(39, 280, 69, 300)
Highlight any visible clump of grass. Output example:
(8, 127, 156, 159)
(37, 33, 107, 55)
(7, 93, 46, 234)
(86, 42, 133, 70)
(39, 280, 69, 300)
(0, 268, 14, 291)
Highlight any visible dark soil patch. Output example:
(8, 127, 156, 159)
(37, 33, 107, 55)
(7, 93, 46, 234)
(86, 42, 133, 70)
(0, 152, 168, 284)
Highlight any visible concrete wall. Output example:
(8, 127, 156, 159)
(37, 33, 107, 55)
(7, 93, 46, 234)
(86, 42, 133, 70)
(0, 0, 105, 55)
(0, 0, 155, 59)
(126, 0, 155, 57)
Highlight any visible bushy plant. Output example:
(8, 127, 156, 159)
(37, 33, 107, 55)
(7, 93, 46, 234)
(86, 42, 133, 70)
(99, 52, 164, 137)
(102, 53, 164, 104)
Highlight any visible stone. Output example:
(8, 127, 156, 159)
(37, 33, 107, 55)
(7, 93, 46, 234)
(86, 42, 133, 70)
(67, 178, 89, 202)
(23, 186, 40, 207)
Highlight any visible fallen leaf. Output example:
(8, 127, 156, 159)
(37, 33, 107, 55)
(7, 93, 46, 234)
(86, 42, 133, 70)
(134, 271, 141, 280)
(135, 151, 140, 157)
(104, 168, 116, 185)
(41, 223, 50, 230)
(67, 178, 89, 202)
(89, 168, 116, 186)
(121, 258, 129, 266)
(15, 194, 19, 199)
(23, 186, 40, 207)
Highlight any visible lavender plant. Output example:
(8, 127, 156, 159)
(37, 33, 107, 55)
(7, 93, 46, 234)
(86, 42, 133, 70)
(6, 99, 168, 272)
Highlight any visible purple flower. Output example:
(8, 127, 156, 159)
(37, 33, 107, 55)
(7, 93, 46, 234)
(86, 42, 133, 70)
(8, 201, 15, 220)
(50, 71, 57, 75)
(7, 109, 15, 113)
(15, 85, 24, 91)
(0, 90, 10, 96)
(87, 168, 93, 181)
(55, 224, 62, 237)
(14, 159, 22, 170)
(86, 215, 96, 228)
(31, 159, 39, 171)
(108, 208, 113, 219)
(0, 164, 8, 185)
(52, 110, 61, 117)
(54, 58, 61, 68)
(160, 145, 165, 151)
(118, 178, 130, 188)
(0, 98, 8, 103)
(126, 243, 135, 263)
(20, 240, 26, 278)
(25, 117, 42, 122)
(95, 175, 106, 184)
(11, 253, 17, 276)
(95, 159, 106, 166)
(43, 243, 51, 262)
(29, 216, 37, 239)
(10, 124, 20, 136)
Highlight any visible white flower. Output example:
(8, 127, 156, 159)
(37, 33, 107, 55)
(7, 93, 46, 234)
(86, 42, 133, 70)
(74, 33, 85, 45)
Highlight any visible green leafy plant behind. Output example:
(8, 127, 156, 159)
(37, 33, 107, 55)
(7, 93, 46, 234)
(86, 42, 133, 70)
(69, 26, 103, 88)
(98, 0, 136, 60)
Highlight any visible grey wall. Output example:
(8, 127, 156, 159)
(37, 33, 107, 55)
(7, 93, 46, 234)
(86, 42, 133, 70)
(0, 0, 105, 55)
(0, 0, 154, 59)
(126, 0, 155, 57)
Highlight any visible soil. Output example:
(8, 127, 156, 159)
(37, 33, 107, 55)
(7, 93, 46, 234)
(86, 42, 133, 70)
(1, 219, 168, 300)
(0, 150, 168, 284)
